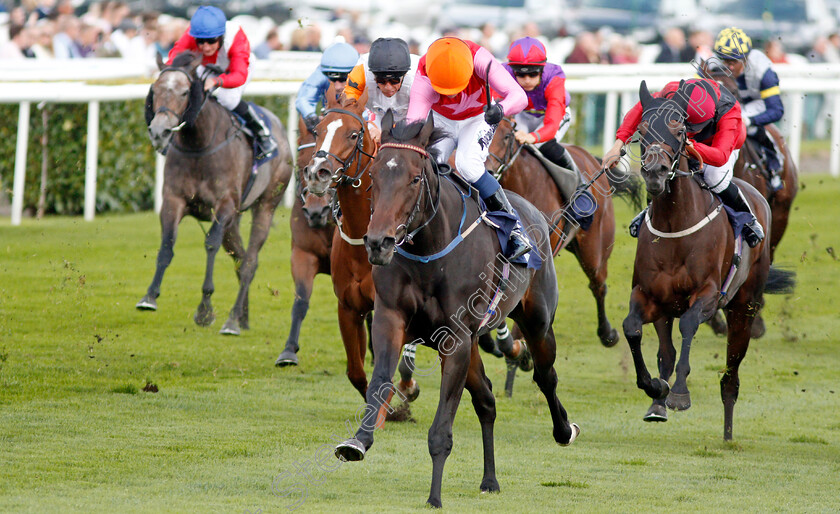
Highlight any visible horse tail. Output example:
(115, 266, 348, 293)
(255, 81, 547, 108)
(606, 166, 645, 211)
(764, 265, 796, 295)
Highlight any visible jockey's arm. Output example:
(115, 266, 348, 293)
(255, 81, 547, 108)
(475, 47, 527, 116)
(531, 76, 567, 143)
(691, 105, 743, 167)
(295, 68, 330, 119)
(406, 73, 439, 123)
(750, 68, 784, 126)
(214, 28, 250, 88)
(344, 63, 366, 101)
(604, 100, 644, 167)
(167, 29, 195, 64)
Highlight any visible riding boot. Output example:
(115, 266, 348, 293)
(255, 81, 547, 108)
(234, 101, 278, 160)
(753, 126, 783, 191)
(628, 208, 648, 238)
(539, 140, 597, 228)
(474, 172, 532, 261)
(718, 182, 765, 247)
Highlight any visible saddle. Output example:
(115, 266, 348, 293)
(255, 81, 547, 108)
(233, 103, 278, 210)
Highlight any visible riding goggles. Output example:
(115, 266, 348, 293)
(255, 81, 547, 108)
(324, 71, 349, 82)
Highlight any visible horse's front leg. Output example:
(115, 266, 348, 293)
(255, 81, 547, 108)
(667, 287, 719, 411)
(137, 196, 186, 311)
(464, 342, 498, 494)
(644, 317, 674, 422)
(622, 287, 670, 401)
(335, 307, 408, 460)
(195, 201, 237, 327)
(570, 236, 619, 347)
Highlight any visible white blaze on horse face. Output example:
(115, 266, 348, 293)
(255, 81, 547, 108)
(386, 158, 398, 170)
(311, 119, 344, 171)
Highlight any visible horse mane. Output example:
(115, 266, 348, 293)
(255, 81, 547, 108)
(388, 119, 450, 161)
(171, 51, 197, 69)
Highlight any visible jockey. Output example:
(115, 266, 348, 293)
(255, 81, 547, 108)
(604, 78, 766, 248)
(407, 37, 530, 260)
(503, 37, 595, 226)
(343, 37, 420, 143)
(295, 41, 360, 134)
(168, 6, 277, 160)
(713, 27, 784, 191)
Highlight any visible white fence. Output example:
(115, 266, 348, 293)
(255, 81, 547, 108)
(3, 59, 840, 225)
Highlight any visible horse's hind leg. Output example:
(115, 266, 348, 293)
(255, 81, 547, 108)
(464, 342, 499, 494)
(570, 237, 619, 347)
(221, 202, 276, 335)
(276, 247, 319, 366)
(195, 203, 236, 327)
(668, 290, 718, 411)
(721, 304, 754, 440)
(137, 197, 185, 311)
(644, 317, 674, 422)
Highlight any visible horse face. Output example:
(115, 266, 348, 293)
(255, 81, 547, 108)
(485, 118, 514, 173)
(148, 71, 192, 153)
(304, 114, 363, 196)
(301, 188, 333, 228)
(638, 113, 684, 197)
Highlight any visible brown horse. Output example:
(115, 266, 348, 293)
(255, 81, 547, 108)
(301, 89, 383, 401)
(335, 111, 578, 507)
(622, 80, 794, 440)
(487, 118, 644, 348)
(137, 52, 292, 335)
(275, 115, 336, 366)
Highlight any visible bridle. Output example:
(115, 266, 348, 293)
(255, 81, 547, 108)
(486, 117, 524, 179)
(313, 108, 376, 188)
(153, 66, 212, 133)
(640, 106, 695, 184)
(376, 142, 443, 247)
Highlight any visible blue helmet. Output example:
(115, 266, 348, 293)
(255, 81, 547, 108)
(189, 6, 227, 39)
(320, 42, 359, 74)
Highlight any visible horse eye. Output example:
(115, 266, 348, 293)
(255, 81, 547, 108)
(411, 175, 421, 184)
(349, 132, 359, 140)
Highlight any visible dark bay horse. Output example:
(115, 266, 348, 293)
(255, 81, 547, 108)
(302, 90, 382, 402)
(137, 52, 292, 335)
(334, 111, 579, 507)
(487, 118, 644, 348)
(275, 115, 335, 366)
(622, 81, 794, 440)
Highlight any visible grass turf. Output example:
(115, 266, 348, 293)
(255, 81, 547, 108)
(1, 176, 838, 512)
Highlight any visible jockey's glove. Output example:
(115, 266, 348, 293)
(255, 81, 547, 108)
(484, 102, 504, 125)
(304, 114, 319, 134)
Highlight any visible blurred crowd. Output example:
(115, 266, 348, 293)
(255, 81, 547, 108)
(5, 1, 840, 67)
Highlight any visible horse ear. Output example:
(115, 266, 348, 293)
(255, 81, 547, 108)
(144, 86, 155, 127)
(156, 52, 165, 71)
(418, 112, 435, 145)
(639, 80, 653, 107)
(381, 109, 395, 141)
(188, 52, 203, 74)
(675, 80, 690, 113)
(326, 81, 341, 108)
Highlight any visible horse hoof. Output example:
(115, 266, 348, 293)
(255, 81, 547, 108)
(708, 311, 727, 337)
(666, 391, 691, 411)
(600, 328, 620, 347)
(654, 378, 670, 400)
(397, 379, 420, 403)
(751, 316, 766, 339)
(135, 297, 157, 311)
(426, 497, 443, 509)
(643, 403, 668, 422)
(219, 320, 240, 336)
(335, 438, 366, 462)
(275, 350, 299, 367)
(480, 477, 500, 493)
(558, 423, 580, 446)
(515, 340, 534, 372)
(194, 310, 216, 327)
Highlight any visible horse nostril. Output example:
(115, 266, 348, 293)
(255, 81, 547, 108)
(317, 168, 331, 180)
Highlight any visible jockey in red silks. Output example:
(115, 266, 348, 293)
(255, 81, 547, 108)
(168, 6, 277, 160)
(406, 37, 530, 259)
(604, 78, 765, 248)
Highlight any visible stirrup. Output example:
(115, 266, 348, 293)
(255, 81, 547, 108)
(769, 174, 783, 192)
(629, 209, 647, 238)
(508, 228, 532, 261)
(255, 136, 277, 160)
(744, 218, 765, 248)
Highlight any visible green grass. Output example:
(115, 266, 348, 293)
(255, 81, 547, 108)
(1, 176, 839, 512)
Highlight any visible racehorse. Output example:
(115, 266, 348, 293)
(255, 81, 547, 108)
(487, 118, 644, 348)
(275, 115, 336, 366)
(138, 52, 292, 335)
(301, 89, 382, 400)
(334, 111, 579, 507)
(621, 80, 795, 440)
(700, 60, 799, 338)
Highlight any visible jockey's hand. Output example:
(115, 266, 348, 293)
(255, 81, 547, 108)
(204, 77, 219, 92)
(603, 139, 625, 169)
(484, 102, 504, 125)
(368, 123, 381, 145)
(304, 114, 319, 134)
(514, 130, 536, 145)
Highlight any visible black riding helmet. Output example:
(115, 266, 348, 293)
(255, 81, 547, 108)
(369, 38, 411, 81)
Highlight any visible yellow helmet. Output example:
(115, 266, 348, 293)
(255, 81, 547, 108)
(714, 27, 752, 61)
(425, 37, 474, 95)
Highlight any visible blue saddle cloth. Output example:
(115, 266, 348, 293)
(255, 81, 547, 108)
(718, 203, 754, 240)
(476, 196, 542, 271)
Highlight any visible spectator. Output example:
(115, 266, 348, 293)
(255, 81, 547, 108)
(0, 24, 33, 59)
(29, 20, 56, 58)
(655, 27, 693, 63)
(764, 39, 788, 64)
(253, 28, 283, 59)
(304, 24, 322, 52)
(78, 22, 103, 57)
(289, 28, 309, 51)
(688, 30, 714, 61)
(565, 31, 604, 64)
(477, 22, 508, 58)
(52, 14, 83, 58)
(607, 34, 639, 64)
(807, 36, 840, 63)
(109, 18, 139, 57)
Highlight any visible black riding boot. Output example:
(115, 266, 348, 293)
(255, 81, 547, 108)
(539, 140, 597, 228)
(540, 139, 581, 176)
(483, 187, 533, 261)
(234, 101, 278, 160)
(718, 182, 765, 247)
(752, 126, 783, 190)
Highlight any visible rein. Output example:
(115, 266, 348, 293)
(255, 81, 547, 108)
(317, 108, 377, 188)
(487, 118, 523, 179)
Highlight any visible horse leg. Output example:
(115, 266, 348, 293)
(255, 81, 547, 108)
(570, 241, 619, 347)
(622, 288, 670, 401)
(464, 342, 499, 494)
(644, 317, 675, 422)
(427, 339, 472, 508)
(218, 220, 246, 334)
(195, 204, 235, 326)
(276, 248, 319, 366)
(750, 296, 766, 339)
(335, 308, 408, 460)
(337, 303, 369, 399)
(707, 309, 728, 337)
(721, 305, 753, 440)
(396, 342, 420, 402)
(221, 203, 275, 335)
(668, 292, 718, 411)
(137, 197, 185, 310)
